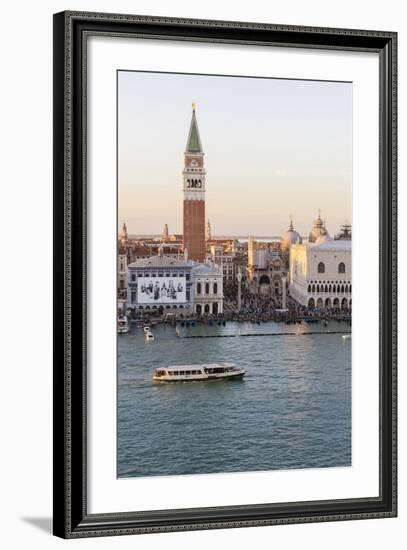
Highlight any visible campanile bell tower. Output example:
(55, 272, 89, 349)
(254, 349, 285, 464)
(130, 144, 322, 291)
(182, 103, 206, 262)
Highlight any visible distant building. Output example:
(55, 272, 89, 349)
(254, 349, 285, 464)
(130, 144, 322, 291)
(125, 243, 152, 264)
(206, 220, 212, 241)
(126, 254, 224, 316)
(192, 263, 224, 315)
(230, 239, 246, 255)
(162, 223, 169, 241)
(127, 255, 194, 314)
(210, 244, 236, 282)
(158, 243, 183, 259)
(119, 222, 128, 246)
(335, 223, 352, 240)
(289, 235, 352, 309)
(169, 234, 183, 243)
(247, 236, 288, 296)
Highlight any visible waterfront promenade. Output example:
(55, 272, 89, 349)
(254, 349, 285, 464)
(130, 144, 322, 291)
(125, 296, 351, 328)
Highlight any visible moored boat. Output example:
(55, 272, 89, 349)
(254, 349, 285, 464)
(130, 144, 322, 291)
(153, 363, 245, 382)
(117, 315, 129, 334)
(144, 329, 155, 342)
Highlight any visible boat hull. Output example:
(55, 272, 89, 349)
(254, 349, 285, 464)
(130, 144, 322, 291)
(153, 371, 245, 382)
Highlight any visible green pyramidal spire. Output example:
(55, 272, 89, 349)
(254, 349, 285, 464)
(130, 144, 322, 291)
(186, 103, 203, 153)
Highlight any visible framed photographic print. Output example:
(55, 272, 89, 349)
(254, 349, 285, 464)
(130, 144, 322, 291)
(53, 11, 397, 538)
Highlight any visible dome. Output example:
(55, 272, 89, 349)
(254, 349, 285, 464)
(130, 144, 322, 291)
(308, 212, 329, 243)
(314, 234, 333, 245)
(281, 219, 302, 251)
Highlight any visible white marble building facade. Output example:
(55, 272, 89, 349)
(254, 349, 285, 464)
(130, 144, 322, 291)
(192, 263, 224, 315)
(289, 237, 352, 309)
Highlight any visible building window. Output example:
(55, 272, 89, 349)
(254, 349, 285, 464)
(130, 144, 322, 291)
(186, 274, 190, 281)
(205, 282, 210, 294)
(131, 273, 136, 282)
(213, 283, 218, 294)
(197, 282, 201, 294)
(317, 262, 325, 274)
(338, 262, 346, 274)
(131, 291, 136, 303)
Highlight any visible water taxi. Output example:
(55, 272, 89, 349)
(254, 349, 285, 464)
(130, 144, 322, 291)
(144, 330, 155, 342)
(153, 363, 245, 382)
(143, 325, 152, 334)
(117, 315, 129, 334)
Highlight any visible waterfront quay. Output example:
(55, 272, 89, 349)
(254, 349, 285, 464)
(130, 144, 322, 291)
(125, 297, 351, 330)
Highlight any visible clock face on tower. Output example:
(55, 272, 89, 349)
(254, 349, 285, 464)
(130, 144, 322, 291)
(190, 159, 198, 167)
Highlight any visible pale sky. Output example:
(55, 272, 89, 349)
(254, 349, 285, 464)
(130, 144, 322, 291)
(118, 70, 352, 237)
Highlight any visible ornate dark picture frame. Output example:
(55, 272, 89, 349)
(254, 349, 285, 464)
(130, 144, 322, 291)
(53, 11, 397, 538)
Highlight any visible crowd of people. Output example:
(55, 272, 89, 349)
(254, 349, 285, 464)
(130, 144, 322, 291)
(222, 287, 351, 324)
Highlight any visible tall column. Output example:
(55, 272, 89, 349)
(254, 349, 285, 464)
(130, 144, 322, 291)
(237, 268, 242, 311)
(281, 275, 287, 310)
